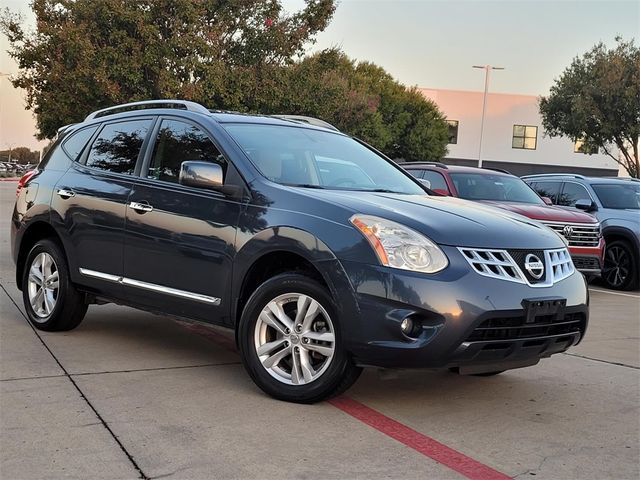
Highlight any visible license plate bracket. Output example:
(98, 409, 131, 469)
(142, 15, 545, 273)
(521, 297, 566, 324)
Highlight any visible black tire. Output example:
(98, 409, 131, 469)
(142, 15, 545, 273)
(21, 239, 88, 331)
(238, 273, 362, 403)
(602, 240, 639, 291)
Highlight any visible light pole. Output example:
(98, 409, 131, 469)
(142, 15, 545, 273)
(473, 65, 504, 168)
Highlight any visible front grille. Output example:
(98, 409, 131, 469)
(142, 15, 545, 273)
(467, 312, 586, 342)
(459, 247, 574, 286)
(542, 222, 601, 247)
(572, 256, 601, 271)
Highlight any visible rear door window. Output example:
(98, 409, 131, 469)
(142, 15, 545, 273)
(85, 119, 152, 175)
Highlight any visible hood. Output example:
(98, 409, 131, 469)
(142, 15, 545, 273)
(480, 201, 598, 223)
(294, 189, 565, 250)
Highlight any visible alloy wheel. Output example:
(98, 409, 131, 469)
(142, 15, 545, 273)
(254, 293, 335, 385)
(27, 252, 59, 320)
(603, 245, 630, 288)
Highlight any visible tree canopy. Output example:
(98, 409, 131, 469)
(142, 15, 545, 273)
(1, 0, 448, 161)
(539, 38, 640, 177)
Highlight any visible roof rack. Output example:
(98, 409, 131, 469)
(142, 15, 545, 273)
(398, 161, 449, 169)
(483, 167, 511, 174)
(84, 100, 210, 121)
(271, 115, 339, 131)
(602, 176, 640, 182)
(520, 173, 586, 180)
(56, 123, 78, 135)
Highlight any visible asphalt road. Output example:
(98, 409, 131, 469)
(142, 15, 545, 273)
(1, 182, 639, 480)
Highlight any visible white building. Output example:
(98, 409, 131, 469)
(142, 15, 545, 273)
(419, 88, 620, 176)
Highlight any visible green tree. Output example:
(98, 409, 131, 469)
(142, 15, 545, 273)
(1, 0, 335, 138)
(280, 49, 449, 161)
(539, 38, 640, 177)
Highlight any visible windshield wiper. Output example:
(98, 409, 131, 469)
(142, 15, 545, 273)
(358, 188, 403, 194)
(285, 183, 326, 189)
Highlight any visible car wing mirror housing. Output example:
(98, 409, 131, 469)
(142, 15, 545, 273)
(418, 178, 432, 189)
(574, 198, 597, 212)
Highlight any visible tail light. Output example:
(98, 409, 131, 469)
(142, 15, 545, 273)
(16, 170, 37, 197)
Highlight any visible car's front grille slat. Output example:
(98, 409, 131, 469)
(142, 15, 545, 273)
(542, 222, 601, 247)
(467, 312, 586, 342)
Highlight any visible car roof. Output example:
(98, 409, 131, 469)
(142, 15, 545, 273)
(522, 174, 636, 185)
(400, 162, 515, 177)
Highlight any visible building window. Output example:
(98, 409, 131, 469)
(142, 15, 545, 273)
(574, 138, 598, 154)
(512, 125, 537, 150)
(446, 120, 459, 144)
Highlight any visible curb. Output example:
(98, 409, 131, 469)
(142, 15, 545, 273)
(0, 178, 19, 182)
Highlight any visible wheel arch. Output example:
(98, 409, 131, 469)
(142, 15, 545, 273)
(232, 227, 357, 343)
(15, 221, 68, 290)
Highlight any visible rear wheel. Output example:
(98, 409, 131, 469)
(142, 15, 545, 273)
(22, 239, 87, 331)
(602, 240, 638, 291)
(238, 273, 361, 403)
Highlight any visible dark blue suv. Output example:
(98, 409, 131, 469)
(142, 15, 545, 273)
(12, 100, 589, 403)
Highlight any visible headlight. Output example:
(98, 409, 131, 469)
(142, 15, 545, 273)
(350, 215, 448, 273)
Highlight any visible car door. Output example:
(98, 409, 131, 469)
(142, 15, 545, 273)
(122, 117, 242, 324)
(51, 117, 154, 297)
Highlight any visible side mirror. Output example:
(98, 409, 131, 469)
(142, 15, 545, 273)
(574, 198, 597, 212)
(179, 161, 223, 190)
(542, 196, 553, 205)
(418, 178, 432, 189)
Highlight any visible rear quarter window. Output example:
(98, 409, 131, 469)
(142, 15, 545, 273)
(61, 126, 99, 161)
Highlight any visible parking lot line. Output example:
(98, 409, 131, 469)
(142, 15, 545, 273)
(588, 287, 640, 298)
(181, 319, 510, 480)
(329, 396, 510, 480)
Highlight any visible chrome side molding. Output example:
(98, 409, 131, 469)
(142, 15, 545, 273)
(78, 268, 221, 305)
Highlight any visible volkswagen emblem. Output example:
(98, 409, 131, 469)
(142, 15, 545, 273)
(562, 225, 574, 238)
(524, 254, 545, 279)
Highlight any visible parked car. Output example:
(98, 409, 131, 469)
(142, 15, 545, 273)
(523, 174, 640, 290)
(12, 100, 588, 403)
(402, 163, 605, 280)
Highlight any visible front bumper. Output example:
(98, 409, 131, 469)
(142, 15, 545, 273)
(569, 240, 604, 276)
(337, 245, 589, 370)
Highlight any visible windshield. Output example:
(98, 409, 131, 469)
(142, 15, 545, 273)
(223, 124, 424, 194)
(592, 183, 640, 209)
(451, 172, 544, 204)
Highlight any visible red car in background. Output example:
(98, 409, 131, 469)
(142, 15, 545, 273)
(402, 163, 605, 278)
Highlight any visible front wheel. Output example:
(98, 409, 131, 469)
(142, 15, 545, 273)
(602, 240, 638, 291)
(238, 273, 361, 403)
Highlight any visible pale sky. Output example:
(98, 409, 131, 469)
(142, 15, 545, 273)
(1, 0, 638, 151)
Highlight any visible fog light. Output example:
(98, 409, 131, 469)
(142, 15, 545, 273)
(401, 318, 414, 336)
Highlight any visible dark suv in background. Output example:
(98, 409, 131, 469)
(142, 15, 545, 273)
(402, 163, 604, 279)
(12, 100, 589, 403)
(523, 174, 640, 291)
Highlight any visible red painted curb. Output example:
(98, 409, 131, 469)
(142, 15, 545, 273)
(329, 396, 512, 480)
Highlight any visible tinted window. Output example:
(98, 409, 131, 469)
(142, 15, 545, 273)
(86, 119, 152, 174)
(405, 169, 424, 179)
(224, 124, 423, 195)
(529, 181, 561, 203)
(592, 183, 640, 209)
(558, 182, 591, 207)
(450, 173, 544, 204)
(423, 170, 450, 193)
(62, 126, 98, 161)
(148, 120, 226, 184)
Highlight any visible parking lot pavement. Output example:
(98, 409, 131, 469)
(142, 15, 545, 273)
(1, 182, 639, 480)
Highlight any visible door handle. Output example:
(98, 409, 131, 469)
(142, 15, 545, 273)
(56, 188, 75, 199)
(129, 201, 153, 213)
